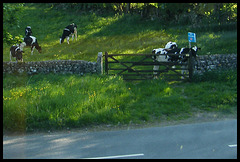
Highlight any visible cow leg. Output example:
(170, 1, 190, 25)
(31, 46, 35, 55)
(67, 36, 69, 44)
(153, 65, 159, 79)
(10, 51, 12, 62)
(74, 28, 77, 41)
(181, 65, 185, 79)
(72, 34, 74, 41)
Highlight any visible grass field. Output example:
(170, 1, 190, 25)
(3, 3, 237, 62)
(3, 4, 237, 133)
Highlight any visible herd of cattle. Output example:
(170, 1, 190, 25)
(9, 23, 78, 62)
(9, 23, 200, 78)
(152, 41, 201, 78)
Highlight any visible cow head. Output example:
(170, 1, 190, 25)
(152, 49, 156, 60)
(16, 49, 24, 62)
(191, 46, 201, 58)
(37, 46, 42, 53)
(165, 41, 178, 49)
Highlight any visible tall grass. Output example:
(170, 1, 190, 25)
(3, 69, 237, 132)
(3, 74, 130, 131)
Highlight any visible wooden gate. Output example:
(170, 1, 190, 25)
(104, 52, 194, 81)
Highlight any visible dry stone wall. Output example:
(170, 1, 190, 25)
(194, 54, 237, 74)
(3, 53, 103, 75)
(3, 53, 237, 76)
(3, 60, 98, 75)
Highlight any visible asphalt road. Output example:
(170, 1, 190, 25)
(3, 119, 237, 159)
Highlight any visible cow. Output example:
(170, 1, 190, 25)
(10, 43, 26, 62)
(60, 23, 77, 44)
(25, 26, 32, 36)
(152, 48, 169, 77)
(152, 41, 178, 77)
(152, 41, 200, 79)
(165, 41, 177, 49)
(167, 46, 201, 63)
(23, 35, 42, 55)
(166, 46, 201, 79)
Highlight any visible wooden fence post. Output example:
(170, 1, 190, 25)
(105, 52, 108, 74)
(188, 51, 194, 81)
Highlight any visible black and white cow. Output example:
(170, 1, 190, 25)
(167, 46, 201, 62)
(10, 42, 26, 62)
(152, 41, 200, 79)
(152, 41, 178, 76)
(165, 41, 178, 49)
(25, 26, 32, 37)
(60, 23, 77, 44)
(152, 48, 169, 76)
(23, 36, 42, 55)
(164, 46, 201, 79)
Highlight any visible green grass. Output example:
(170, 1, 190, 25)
(3, 4, 237, 62)
(3, 69, 237, 132)
(3, 4, 237, 133)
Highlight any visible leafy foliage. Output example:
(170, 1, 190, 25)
(3, 3, 25, 45)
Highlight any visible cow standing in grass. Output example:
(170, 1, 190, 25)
(60, 23, 77, 44)
(10, 42, 26, 62)
(23, 35, 42, 55)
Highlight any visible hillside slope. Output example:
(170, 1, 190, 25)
(3, 3, 237, 62)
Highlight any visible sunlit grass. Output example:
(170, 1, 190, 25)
(3, 4, 237, 133)
(3, 69, 237, 132)
(3, 4, 237, 62)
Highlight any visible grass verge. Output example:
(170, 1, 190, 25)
(3, 69, 237, 133)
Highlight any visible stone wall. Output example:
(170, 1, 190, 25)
(3, 53, 237, 76)
(194, 54, 237, 74)
(3, 52, 103, 75)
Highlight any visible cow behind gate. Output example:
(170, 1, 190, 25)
(152, 42, 201, 79)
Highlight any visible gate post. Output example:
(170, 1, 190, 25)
(97, 52, 103, 74)
(188, 51, 194, 81)
(105, 52, 108, 74)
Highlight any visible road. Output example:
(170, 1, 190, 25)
(3, 119, 237, 159)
